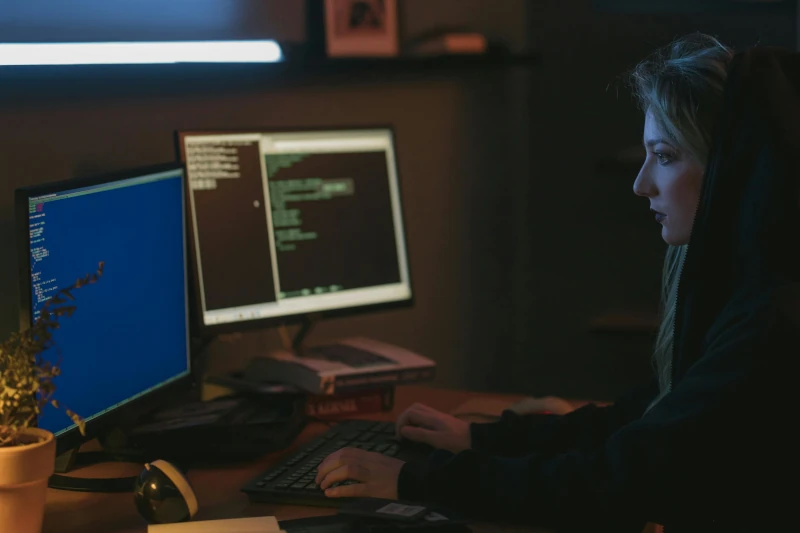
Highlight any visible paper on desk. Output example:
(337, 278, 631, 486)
(148, 516, 284, 533)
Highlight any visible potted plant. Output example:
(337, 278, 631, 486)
(0, 263, 103, 533)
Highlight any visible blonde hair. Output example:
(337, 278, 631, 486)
(629, 33, 733, 402)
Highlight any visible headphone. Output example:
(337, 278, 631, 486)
(133, 459, 199, 524)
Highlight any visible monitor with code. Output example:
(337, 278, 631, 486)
(18, 166, 191, 437)
(178, 128, 412, 329)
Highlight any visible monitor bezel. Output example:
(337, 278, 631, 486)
(175, 125, 415, 335)
(15, 162, 194, 456)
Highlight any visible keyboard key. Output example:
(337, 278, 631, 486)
(375, 422, 395, 434)
(286, 452, 308, 466)
(340, 429, 363, 440)
(358, 432, 377, 442)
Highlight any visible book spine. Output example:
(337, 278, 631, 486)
(305, 387, 395, 419)
(331, 366, 436, 394)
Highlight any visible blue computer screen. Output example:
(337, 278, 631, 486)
(27, 169, 190, 435)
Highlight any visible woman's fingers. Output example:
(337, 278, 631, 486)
(316, 448, 355, 484)
(318, 463, 368, 490)
(395, 404, 422, 434)
(324, 481, 367, 498)
(399, 424, 437, 446)
(396, 404, 440, 436)
(316, 447, 405, 500)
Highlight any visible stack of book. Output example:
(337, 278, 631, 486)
(207, 337, 436, 419)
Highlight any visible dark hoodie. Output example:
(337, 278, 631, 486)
(397, 47, 800, 532)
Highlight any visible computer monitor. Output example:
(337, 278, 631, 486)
(15, 163, 192, 479)
(176, 127, 412, 339)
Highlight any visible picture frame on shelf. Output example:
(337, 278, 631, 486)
(324, 0, 399, 57)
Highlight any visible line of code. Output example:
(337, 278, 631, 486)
(268, 176, 355, 252)
(29, 202, 59, 319)
(27, 176, 190, 435)
(185, 138, 279, 311)
(263, 150, 401, 298)
(185, 141, 247, 190)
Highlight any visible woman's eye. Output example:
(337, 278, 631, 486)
(653, 152, 672, 165)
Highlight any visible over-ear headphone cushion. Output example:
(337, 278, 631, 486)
(133, 459, 199, 524)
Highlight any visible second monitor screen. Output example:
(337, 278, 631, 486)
(182, 129, 411, 326)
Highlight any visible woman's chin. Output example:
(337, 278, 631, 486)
(661, 227, 689, 246)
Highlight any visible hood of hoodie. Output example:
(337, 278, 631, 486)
(673, 47, 800, 381)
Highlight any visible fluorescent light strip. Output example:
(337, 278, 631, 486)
(0, 41, 282, 66)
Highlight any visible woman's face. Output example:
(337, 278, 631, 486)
(633, 111, 705, 246)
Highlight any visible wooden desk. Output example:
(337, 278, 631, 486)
(43, 386, 543, 533)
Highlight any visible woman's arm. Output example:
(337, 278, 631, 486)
(398, 320, 791, 530)
(469, 379, 658, 457)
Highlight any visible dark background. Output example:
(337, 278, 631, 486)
(1, 0, 797, 401)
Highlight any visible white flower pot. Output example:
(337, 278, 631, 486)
(0, 427, 55, 533)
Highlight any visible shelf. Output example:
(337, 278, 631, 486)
(0, 49, 541, 81)
(0, 49, 542, 102)
(279, 50, 542, 73)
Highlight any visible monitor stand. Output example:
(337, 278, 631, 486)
(287, 312, 323, 354)
(48, 429, 148, 493)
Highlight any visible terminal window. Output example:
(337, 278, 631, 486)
(265, 150, 400, 297)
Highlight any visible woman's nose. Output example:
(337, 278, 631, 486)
(633, 165, 655, 198)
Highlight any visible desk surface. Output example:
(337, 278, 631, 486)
(43, 385, 544, 533)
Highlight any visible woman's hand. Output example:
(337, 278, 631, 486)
(315, 448, 405, 499)
(395, 403, 471, 453)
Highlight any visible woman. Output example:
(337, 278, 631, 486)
(315, 33, 800, 531)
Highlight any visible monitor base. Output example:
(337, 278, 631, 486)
(48, 472, 138, 493)
(50, 448, 142, 493)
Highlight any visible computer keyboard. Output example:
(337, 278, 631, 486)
(242, 419, 432, 506)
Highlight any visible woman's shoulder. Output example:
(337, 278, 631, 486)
(706, 282, 800, 346)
